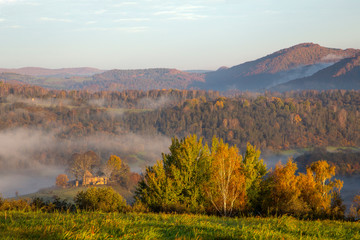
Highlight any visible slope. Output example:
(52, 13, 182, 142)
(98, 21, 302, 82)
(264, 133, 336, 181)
(194, 43, 359, 91)
(271, 54, 360, 92)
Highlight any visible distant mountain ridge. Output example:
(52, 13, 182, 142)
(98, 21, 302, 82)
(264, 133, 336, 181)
(1, 43, 359, 92)
(193, 43, 360, 91)
(0, 67, 104, 77)
(271, 54, 360, 92)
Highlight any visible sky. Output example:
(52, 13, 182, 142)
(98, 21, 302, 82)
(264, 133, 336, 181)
(0, 0, 360, 70)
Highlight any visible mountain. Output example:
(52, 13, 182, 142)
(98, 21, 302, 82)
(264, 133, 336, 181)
(70, 68, 206, 91)
(0, 67, 104, 77)
(192, 43, 360, 91)
(271, 54, 360, 92)
(1, 43, 359, 92)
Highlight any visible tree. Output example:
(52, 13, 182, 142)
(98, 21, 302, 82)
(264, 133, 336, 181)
(55, 174, 69, 188)
(242, 143, 267, 212)
(68, 151, 100, 182)
(163, 135, 211, 212)
(135, 160, 175, 212)
(103, 155, 122, 180)
(298, 160, 343, 216)
(136, 135, 211, 213)
(349, 194, 360, 220)
(262, 159, 305, 215)
(205, 138, 246, 216)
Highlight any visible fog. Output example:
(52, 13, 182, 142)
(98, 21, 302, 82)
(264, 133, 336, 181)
(5, 95, 72, 107)
(321, 54, 344, 62)
(271, 63, 334, 88)
(0, 166, 64, 198)
(0, 128, 57, 168)
(136, 96, 174, 109)
(0, 127, 171, 198)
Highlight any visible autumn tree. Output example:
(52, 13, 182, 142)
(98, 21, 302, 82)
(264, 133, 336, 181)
(205, 138, 246, 216)
(68, 151, 100, 181)
(262, 159, 305, 215)
(55, 174, 69, 188)
(103, 155, 122, 180)
(349, 194, 360, 220)
(298, 160, 343, 216)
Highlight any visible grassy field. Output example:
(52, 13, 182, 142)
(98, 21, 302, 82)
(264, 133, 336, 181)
(20, 185, 135, 204)
(0, 211, 359, 240)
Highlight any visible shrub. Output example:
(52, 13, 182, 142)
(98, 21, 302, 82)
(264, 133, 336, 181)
(0, 199, 32, 211)
(75, 187, 127, 212)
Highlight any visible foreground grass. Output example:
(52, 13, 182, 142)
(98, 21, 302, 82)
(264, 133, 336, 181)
(0, 212, 359, 240)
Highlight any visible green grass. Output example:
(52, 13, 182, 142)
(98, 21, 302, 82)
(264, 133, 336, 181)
(20, 185, 135, 204)
(0, 211, 359, 240)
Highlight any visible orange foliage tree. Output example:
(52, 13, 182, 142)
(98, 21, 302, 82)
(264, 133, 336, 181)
(205, 138, 246, 216)
(56, 174, 69, 188)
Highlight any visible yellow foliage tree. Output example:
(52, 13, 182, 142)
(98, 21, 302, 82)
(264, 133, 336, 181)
(263, 159, 305, 215)
(103, 155, 122, 180)
(56, 174, 69, 188)
(298, 160, 343, 215)
(205, 138, 246, 216)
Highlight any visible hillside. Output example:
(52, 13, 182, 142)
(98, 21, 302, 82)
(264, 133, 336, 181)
(193, 43, 360, 91)
(272, 54, 360, 92)
(0, 67, 104, 77)
(72, 68, 206, 91)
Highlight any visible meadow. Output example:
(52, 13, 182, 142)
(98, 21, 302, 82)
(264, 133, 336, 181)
(0, 211, 359, 240)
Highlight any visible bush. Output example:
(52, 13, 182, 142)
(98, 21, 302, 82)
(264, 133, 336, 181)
(0, 199, 32, 211)
(75, 187, 127, 212)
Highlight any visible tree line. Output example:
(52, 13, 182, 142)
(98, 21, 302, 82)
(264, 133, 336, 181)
(121, 90, 360, 150)
(135, 135, 349, 218)
(0, 135, 360, 219)
(1, 134, 360, 220)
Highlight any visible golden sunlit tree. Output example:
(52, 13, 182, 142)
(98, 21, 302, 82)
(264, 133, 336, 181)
(103, 155, 122, 180)
(263, 159, 305, 215)
(55, 174, 69, 188)
(205, 138, 246, 216)
(298, 160, 343, 216)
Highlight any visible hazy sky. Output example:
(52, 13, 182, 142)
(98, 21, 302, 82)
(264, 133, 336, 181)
(1, 0, 359, 70)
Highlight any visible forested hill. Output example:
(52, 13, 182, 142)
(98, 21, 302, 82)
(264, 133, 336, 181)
(193, 43, 360, 91)
(0, 81, 359, 152)
(271, 54, 360, 92)
(120, 90, 360, 150)
(74, 68, 206, 91)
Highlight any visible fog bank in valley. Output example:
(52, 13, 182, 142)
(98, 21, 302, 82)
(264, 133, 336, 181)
(0, 127, 171, 198)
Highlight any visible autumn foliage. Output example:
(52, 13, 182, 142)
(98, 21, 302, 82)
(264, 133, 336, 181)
(136, 135, 345, 218)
